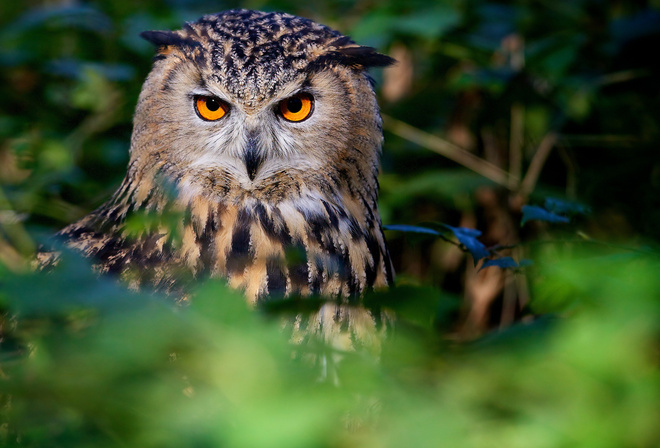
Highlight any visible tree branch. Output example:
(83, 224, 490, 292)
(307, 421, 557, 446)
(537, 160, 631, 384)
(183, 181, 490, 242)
(382, 114, 519, 189)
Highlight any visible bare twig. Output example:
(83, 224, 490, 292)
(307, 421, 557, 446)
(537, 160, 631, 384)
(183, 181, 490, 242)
(0, 187, 35, 257)
(557, 146, 578, 199)
(520, 132, 558, 196)
(509, 103, 524, 182)
(490, 237, 656, 256)
(597, 69, 650, 86)
(0, 235, 29, 272)
(557, 134, 638, 146)
(382, 114, 518, 189)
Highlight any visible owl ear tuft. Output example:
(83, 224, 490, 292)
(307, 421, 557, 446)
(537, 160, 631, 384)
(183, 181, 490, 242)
(140, 30, 201, 58)
(325, 37, 395, 69)
(141, 30, 183, 47)
(336, 45, 396, 69)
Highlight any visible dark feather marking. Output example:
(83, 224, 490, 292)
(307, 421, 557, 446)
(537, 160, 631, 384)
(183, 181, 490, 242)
(328, 172, 342, 189)
(334, 244, 355, 298)
(382, 232, 395, 285)
(318, 178, 336, 197)
(181, 208, 192, 234)
(348, 217, 362, 240)
(61, 224, 93, 241)
(334, 205, 350, 221)
(347, 274, 359, 300)
(226, 208, 253, 274)
(141, 233, 165, 256)
(356, 190, 376, 223)
(254, 203, 269, 229)
(94, 237, 129, 275)
(337, 168, 356, 199)
(271, 207, 293, 246)
(305, 212, 329, 247)
(289, 263, 309, 292)
(111, 178, 133, 205)
(321, 200, 339, 228)
(161, 65, 181, 92)
(310, 257, 324, 295)
(104, 206, 122, 227)
(256, 203, 292, 246)
(349, 161, 369, 193)
(266, 258, 287, 297)
(287, 241, 309, 292)
(196, 210, 217, 275)
(364, 233, 380, 288)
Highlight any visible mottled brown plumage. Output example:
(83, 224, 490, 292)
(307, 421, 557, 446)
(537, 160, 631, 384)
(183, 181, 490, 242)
(54, 10, 394, 330)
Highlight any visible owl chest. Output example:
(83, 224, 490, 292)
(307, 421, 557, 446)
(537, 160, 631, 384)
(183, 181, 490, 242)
(172, 197, 387, 303)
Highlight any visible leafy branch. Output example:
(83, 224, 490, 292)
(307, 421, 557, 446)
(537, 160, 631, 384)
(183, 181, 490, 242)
(385, 197, 593, 270)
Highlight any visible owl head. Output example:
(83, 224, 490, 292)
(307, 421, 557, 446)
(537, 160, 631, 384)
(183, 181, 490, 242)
(132, 9, 394, 206)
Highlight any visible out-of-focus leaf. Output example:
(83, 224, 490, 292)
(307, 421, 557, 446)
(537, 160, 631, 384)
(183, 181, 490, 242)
(469, 315, 557, 351)
(379, 170, 493, 211)
(47, 60, 136, 81)
(71, 67, 118, 111)
(480, 256, 533, 270)
(4, 248, 153, 316)
(33, 139, 73, 172)
(365, 285, 453, 331)
(468, 4, 518, 50)
(566, 87, 593, 120)
(3, 5, 113, 36)
(394, 6, 461, 39)
(521, 205, 570, 226)
(544, 197, 591, 216)
(448, 67, 515, 93)
(384, 224, 490, 264)
(445, 225, 489, 263)
(384, 224, 443, 236)
(610, 9, 660, 44)
(347, 11, 394, 47)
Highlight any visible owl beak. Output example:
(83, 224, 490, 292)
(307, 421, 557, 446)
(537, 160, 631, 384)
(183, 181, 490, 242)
(243, 133, 264, 181)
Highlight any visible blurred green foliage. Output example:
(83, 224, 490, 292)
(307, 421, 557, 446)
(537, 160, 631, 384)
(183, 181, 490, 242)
(1, 0, 660, 446)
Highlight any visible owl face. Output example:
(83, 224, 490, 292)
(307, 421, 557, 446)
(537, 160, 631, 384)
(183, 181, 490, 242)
(134, 10, 393, 203)
(153, 59, 354, 183)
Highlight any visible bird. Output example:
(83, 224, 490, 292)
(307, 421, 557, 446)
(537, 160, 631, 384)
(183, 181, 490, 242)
(48, 9, 395, 348)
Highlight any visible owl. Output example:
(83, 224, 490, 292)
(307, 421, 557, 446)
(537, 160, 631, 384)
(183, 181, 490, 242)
(52, 10, 394, 342)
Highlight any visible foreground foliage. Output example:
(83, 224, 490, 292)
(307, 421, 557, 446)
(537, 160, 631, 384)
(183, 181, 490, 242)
(1, 245, 660, 447)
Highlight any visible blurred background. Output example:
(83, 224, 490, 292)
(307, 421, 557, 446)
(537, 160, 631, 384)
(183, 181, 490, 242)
(1, 1, 660, 447)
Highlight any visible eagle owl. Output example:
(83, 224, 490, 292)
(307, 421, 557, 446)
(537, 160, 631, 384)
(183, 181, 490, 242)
(55, 10, 394, 320)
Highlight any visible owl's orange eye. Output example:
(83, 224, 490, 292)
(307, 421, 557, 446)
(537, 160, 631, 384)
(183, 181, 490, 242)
(279, 93, 313, 122)
(195, 96, 228, 121)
